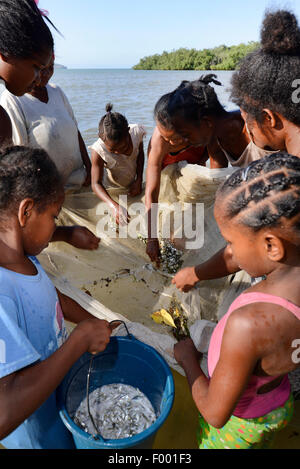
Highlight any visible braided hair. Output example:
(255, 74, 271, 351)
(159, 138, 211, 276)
(0, 146, 63, 220)
(231, 10, 300, 125)
(216, 153, 300, 235)
(98, 103, 129, 143)
(0, 0, 56, 59)
(154, 74, 226, 129)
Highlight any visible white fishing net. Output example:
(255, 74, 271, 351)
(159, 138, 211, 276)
(38, 162, 251, 375)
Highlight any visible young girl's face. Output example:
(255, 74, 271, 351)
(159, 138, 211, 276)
(22, 195, 64, 256)
(171, 115, 214, 147)
(214, 201, 269, 278)
(241, 108, 286, 152)
(157, 121, 189, 147)
(104, 129, 133, 155)
(0, 48, 53, 96)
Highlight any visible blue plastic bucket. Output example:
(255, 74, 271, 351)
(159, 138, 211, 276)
(57, 332, 174, 449)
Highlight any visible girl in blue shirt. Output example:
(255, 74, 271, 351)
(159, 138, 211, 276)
(0, 146, 115, 449)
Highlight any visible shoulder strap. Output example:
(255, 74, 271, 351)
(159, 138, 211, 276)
(230, 292, 300, 320)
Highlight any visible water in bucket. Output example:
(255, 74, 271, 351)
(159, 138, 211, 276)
(73, 382, 157, 439)
(57, 324, 174, 449)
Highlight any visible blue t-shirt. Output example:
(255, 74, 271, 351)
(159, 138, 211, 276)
(0, 257, 75, 449)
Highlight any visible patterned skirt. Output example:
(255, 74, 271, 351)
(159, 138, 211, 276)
(197, 393, 294, 449)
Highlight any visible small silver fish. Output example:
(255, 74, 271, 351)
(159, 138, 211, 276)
(73, 383, 157, 440)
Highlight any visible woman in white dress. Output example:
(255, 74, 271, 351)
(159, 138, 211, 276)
(1, 55, 100, 250)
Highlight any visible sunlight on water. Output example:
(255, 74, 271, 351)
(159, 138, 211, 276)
(0, 69, 236, 172)
(51, 69, 236, 149)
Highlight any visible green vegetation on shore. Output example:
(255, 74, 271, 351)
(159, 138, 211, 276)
(133, 42, 259, 71)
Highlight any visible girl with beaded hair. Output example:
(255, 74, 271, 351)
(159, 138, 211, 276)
(174, 152, 300, 449)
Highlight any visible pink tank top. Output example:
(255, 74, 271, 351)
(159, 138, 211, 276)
(208, 292, 300, 419)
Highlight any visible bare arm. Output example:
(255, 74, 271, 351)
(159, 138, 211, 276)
(172, 244, 240, 292)
(174, 309, 258, 428)
(207, 137, 229, 169)
(91, 149, 129, 225)
(0, 316, 114, 439)
(145, 129, 169, 265)
(51, 225, 100, 250)
(145, 130, 167, 210)
(56, 289, 95, 324)
(91, 149, 115, 206)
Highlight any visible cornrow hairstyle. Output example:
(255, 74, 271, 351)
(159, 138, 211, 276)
(231, 10, 300, 125)
(216, 153, 300, 235)
(98, 103, 129, 143)
(154, 74, 226, 128)
(0, 0, 56, 59)
(0, 146, 63, 219)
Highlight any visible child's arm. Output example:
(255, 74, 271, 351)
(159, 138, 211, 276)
(56, 289, 98, 324)
(0, 317, 116, 439)
(207, 136, 229, 168)
(172, 244, 241, 292)
(145, 132, 168, 266)
(78, 130, 92, 186)
(51, 226, 100, 250)
(91, 149, 129, 225)
(129, 142, 144, 197)
(174, 308, 258, 428)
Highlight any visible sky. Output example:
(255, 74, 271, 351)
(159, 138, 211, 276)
(38, 0, 300, 69)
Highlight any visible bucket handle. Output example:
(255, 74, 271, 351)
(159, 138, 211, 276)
(86, 320, 132, 440)
(109, 319, 132, 338)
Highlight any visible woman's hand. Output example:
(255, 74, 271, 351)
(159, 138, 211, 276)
(146, 238, 160, 267)
(172, 266, 199, 292)
(174, 338, 202, 368)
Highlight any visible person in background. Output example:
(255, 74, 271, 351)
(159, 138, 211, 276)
(145, 74, 256, 266)
(172, 9, 300, 293)
(0, 0, 99, 250)
(0, 0, 55, 143)
(90, 103, 146, 225)
(0, 146, 115, 449)
(174, 153, 300, 449)
(1, 54, 92, 192)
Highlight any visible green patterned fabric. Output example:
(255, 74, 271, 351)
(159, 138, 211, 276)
(197, 393, 294, 449)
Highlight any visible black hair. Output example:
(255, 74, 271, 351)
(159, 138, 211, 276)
(154, 92, 174, 130)
(154, 74, 226, 129)
(216, 153, 300, 235)
(0, 146, 63, 219)
(98, 103, 129, 143)
(0, 0, 56, 59)
(231, 10, 300, 126)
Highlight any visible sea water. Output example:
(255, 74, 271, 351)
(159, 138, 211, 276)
(0, 68, 235, 176)
(73, 383, 157, 439)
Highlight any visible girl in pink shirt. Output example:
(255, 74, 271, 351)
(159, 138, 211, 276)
(174, 153, 300, 449)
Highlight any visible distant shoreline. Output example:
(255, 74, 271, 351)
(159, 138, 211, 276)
(133, 42, 259, 71)
(54, 64, 67, 70)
